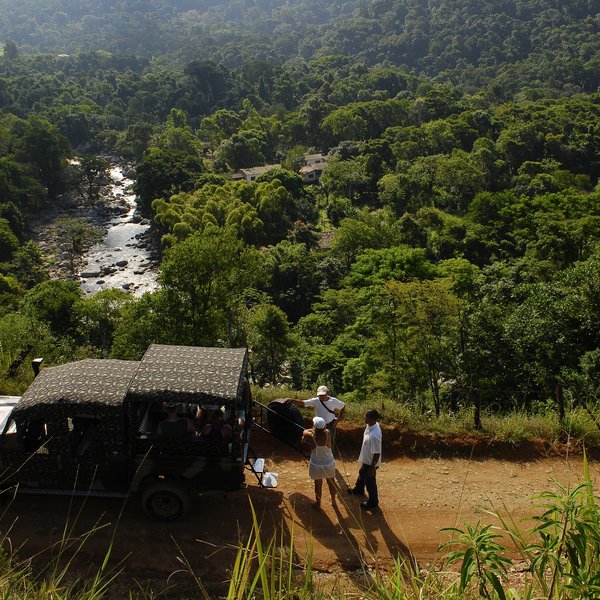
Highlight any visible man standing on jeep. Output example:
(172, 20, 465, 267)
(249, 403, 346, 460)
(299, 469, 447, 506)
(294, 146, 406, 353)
(285, 386, 345, 444)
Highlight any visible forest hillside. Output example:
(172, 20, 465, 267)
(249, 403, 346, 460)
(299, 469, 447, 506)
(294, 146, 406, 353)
(0, 0, 599, 433)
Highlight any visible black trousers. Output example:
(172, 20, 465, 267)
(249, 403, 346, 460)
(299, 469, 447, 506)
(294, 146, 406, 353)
(326, 418, 337, 444)
(353, 463, 378, 507)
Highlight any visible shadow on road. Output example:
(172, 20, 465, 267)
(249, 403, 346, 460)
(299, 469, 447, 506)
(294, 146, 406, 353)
(287, 490, 366, 570)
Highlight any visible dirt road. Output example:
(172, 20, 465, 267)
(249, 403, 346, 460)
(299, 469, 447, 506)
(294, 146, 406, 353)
(1, 428, 597, 597)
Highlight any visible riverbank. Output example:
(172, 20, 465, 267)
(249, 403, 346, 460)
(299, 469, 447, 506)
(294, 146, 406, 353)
(29, 157, 160, 296)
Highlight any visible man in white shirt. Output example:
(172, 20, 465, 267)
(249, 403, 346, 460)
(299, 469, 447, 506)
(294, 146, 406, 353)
(285, 385, 345, 442)
(348, 408, 382, 511)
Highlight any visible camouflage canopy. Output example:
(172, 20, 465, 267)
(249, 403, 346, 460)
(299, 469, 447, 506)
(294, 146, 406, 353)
(12, 345, 249, 417)
(127, 345, 249, 405)
(15, 359, 139, 416)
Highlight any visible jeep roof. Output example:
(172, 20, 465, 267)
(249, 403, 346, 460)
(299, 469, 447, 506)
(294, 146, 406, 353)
(8, 344, 249, 422)
(126, 344, 248, 405)
(15, 359, 138, 419)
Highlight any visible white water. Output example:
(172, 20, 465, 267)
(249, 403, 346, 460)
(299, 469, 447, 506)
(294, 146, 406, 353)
(79, 165, 159, 296)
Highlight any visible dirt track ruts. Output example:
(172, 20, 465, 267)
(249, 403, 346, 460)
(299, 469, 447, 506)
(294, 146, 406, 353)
(1, 425, 597, 597)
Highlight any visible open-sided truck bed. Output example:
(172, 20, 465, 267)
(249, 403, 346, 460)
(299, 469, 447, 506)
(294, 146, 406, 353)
(0, 345, 251, 520)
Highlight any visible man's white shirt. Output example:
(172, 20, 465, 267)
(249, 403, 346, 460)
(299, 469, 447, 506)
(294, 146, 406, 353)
(358, 422, 382, 466)
(303, 396, 345, 424)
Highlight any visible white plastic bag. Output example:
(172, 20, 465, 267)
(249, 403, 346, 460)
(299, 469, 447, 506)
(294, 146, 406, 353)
(262, 472, 278, 488)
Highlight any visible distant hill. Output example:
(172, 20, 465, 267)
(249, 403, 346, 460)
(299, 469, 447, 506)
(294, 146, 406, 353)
(0, 0, 598, 92)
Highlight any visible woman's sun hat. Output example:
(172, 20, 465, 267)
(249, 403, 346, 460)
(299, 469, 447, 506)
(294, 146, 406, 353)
(313, 416, 326, 429)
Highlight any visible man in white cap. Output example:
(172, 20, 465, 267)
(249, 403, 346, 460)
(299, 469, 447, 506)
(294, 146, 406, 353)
(285, 385, 345, 443)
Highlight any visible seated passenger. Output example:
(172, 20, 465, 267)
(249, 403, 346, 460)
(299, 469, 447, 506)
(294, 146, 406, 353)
(222, 405, 247, 436)
(200, 408, 232, 441)
(197, 403, 219, 428)
(157, 403, 196, 436)
(180, 403, 200, 420)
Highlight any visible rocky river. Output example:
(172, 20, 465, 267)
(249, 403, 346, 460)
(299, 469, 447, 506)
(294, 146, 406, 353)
(32, 158, 160, 296)
(78, 163, 159, 295)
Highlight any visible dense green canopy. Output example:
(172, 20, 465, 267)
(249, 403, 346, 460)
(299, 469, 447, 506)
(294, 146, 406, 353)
(0, 0, 599, 421)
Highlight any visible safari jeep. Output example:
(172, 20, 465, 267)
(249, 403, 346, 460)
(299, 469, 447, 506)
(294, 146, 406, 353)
(0, 344, 253, 520)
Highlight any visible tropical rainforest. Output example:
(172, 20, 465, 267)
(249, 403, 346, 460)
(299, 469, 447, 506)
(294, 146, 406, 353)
(0, 0, 599, 423)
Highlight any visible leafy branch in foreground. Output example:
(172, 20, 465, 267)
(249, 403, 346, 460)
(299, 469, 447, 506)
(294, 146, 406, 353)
(440, 521, 511, 599)
(525, 454, 600, 599)
(439, 452, 600, 600)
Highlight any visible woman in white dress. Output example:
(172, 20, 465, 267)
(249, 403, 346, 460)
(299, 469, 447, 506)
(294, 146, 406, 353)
(302, 416, 337, 509)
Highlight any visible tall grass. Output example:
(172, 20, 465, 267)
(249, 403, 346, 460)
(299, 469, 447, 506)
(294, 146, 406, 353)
(441, 451, 600, 599)
(253, 386, 600, 448)
(0, 526, 121, 599)
(0, 436, 595, 597)
(174, 458, 600, 599)
(0, 480, 124, 599)
(174, 499, 320, 600)
(2, 459, 599, 599)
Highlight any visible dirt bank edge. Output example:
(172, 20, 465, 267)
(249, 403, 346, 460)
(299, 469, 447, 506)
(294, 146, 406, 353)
(332, 423, 599, 461)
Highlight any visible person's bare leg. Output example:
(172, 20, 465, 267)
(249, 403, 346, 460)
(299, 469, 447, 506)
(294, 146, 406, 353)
(326, 477, 337, 508)
(313, 479, 323, 509)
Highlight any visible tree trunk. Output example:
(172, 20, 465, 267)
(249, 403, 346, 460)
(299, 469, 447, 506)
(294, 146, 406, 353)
(7, 345, 33, 377)
(431, 377, 441, 417)
(473, 387, 482, 431)
(555, 382, 565, 422)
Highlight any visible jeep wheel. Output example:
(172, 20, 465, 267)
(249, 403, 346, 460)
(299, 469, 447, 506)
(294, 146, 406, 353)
(142, 480, 191, 521)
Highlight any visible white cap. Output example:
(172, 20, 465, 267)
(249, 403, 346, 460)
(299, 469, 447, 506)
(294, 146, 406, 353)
(313, 416, 326, 429)
(317, 385, 328, 396)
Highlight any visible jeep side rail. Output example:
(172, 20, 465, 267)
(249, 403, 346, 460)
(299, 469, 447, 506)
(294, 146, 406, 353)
(249, 399, 307, 456)
(244, 399, 306, 488)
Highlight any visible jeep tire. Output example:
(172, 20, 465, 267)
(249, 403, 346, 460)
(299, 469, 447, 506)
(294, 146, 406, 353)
(142, 479, 191, 521)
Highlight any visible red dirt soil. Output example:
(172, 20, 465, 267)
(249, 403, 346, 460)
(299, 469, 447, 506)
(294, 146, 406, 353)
(1, 423, 598, 597)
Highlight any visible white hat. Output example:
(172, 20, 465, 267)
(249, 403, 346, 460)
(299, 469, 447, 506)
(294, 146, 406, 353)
(313, 416, 326, 429)
(317, 385, 328, 396)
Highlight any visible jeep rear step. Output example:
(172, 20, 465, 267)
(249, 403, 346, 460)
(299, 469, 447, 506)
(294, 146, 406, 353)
(244, 399, 307, 488)
(243, 441, 267, 486)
